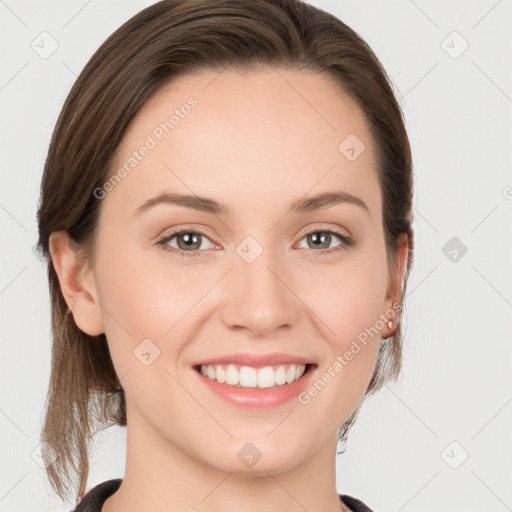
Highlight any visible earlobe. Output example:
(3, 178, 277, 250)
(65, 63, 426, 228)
(48, 231, 104, 336)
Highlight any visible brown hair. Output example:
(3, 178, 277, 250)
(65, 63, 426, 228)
(36, 0, 414, 502)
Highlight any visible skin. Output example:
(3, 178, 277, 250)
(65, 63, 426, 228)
(49, 67, 408, 512)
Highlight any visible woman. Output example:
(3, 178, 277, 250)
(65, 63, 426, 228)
(36, 1, 414, 510)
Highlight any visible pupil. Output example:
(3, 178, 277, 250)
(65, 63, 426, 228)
(180, 233, 199, 249)
(311, 232, 329, 249)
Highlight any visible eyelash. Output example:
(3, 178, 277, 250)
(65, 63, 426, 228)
(156, 227, 354, 258)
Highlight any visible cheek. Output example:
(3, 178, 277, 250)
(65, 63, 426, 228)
(294, 247, 389, 407)
(293, 260, 388, 421)
(95, 240, 205, 332)
(93, 241, 218, 370)
(296, 251, 389, 346)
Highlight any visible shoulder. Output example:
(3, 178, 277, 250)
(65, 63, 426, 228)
(71, 479, 122, 512)
(339, 493, 376, 512)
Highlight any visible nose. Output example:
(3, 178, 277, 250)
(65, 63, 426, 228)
(220, 245, 299, 337)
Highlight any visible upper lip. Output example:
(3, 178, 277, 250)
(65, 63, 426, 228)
(194, 352, 315, 368)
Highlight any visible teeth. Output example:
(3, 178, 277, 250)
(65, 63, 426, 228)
(199, 363, 307, 388)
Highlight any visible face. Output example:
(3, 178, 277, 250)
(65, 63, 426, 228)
(76, 68, 403, 474)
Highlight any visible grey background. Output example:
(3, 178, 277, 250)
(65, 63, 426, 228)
(1, 0, 511, 510)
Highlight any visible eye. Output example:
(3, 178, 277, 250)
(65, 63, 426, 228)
(157, 230, 216, 257)
(295, 228, 354, 255)
(156, 227, 354, 258)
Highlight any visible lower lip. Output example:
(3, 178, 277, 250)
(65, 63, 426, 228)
(194, 365, 315, 408)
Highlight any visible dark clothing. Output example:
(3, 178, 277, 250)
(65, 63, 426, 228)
(71, 478, 375, 512)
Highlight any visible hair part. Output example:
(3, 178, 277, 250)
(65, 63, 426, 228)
(36, 0, 414, 501)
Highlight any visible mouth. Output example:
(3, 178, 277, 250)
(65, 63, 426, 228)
(193, 362, 316, 389)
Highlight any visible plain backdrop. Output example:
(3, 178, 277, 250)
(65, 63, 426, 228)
(0, 1, 511, 511)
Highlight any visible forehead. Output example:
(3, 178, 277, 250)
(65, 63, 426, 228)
(106, 67, 381, 219)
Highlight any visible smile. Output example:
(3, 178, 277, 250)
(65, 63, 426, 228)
(198, 363, 308, 388)
(193, 362, 316, 408)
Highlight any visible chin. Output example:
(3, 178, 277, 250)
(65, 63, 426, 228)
(198, 442, 302, 477)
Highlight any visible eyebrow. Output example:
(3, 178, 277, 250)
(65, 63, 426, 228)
(133, 190, 370, 217)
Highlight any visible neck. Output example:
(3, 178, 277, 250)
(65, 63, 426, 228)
(102, 404, 345, 512)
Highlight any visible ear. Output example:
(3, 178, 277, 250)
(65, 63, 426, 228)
(381, 232, 409, 338)
(48, 231, 104, 336)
